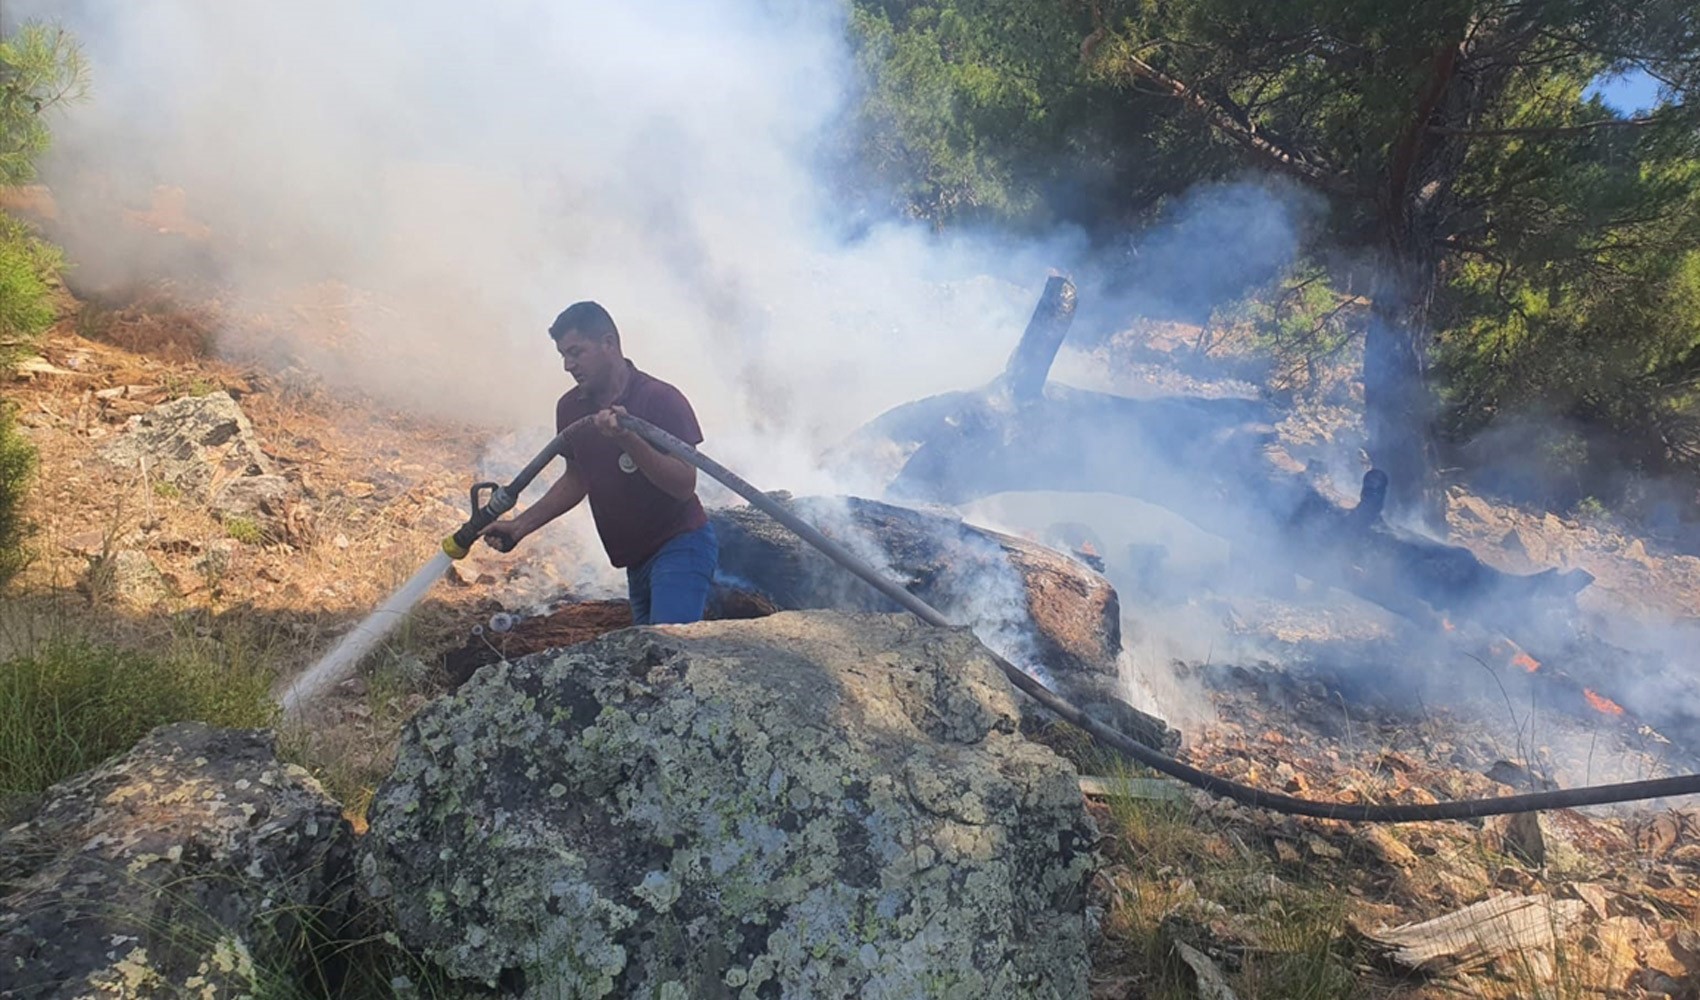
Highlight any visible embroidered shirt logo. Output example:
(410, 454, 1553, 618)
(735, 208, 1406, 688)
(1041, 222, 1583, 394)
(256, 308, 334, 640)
(618, 453, 637, 474)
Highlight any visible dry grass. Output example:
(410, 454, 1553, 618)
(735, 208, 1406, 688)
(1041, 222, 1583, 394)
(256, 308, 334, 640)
(1091, 776, 1371, 1000)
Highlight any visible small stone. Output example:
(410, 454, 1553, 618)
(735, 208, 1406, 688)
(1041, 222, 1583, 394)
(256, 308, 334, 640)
(60, 530, 109, 557)
(1622, 538, 1659, 570)
(1569, 882, 1611, 921)
(1451, 494, 1498, 526)
(1358, 826, 1417, 869)
(88, 549, 172, 609)
(1304, 835, 1343, 860)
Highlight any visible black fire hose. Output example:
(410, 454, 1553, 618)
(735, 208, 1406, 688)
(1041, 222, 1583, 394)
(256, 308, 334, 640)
(464, 413, 1700, 822)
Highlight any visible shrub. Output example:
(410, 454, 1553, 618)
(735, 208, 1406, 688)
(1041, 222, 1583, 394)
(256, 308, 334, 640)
(0, 214, 60, 357)
(225, 516, 266, 545)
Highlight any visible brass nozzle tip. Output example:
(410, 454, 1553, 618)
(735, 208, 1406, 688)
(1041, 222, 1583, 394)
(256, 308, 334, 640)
(442, 536, 469, 560)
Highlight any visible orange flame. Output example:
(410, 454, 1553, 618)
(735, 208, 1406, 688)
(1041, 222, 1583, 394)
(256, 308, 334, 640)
(1487, 637, 1540, 672)
(1583, 689, 1625, 716)
(1441, 618, 1456, 633)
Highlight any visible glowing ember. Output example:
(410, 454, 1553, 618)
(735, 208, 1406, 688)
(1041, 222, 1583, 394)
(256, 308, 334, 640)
(1510, 650, 1541, 673)
(1441, 618, 1456, 632)
(1584, 689, 1625, 716)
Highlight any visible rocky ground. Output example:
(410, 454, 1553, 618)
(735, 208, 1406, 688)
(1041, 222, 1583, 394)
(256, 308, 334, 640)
(5, 279, 1700, 997)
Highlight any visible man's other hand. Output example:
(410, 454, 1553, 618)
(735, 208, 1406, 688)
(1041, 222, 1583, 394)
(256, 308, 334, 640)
(479, 520, 526, 553)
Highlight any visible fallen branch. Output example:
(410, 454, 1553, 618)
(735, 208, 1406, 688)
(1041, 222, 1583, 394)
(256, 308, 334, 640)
(1352, 893, 1587, 975)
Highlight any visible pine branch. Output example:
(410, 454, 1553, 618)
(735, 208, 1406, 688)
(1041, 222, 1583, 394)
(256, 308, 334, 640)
(1428, 114, 1675, 138)
(1118, 53, 1354, 194)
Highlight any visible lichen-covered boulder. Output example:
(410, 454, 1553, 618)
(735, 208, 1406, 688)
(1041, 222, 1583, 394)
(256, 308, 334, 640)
(0, 723, 355, 998)
(363, 612, 1099, 999)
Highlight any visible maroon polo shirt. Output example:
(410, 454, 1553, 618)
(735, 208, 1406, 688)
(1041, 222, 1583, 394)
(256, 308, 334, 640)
(556, 362, 708, 569)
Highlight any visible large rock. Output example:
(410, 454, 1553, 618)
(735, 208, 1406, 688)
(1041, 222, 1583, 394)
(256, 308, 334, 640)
(0, 723, 356, 998)
(98, 391, 278, 500)
(363, 612, 1100, 999)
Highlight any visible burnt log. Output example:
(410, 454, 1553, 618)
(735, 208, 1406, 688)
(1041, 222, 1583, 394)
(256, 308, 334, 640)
(1002, 274, 1078, 402)
(709, 494, 1178, 752)
(1271, 469, 1594, 631)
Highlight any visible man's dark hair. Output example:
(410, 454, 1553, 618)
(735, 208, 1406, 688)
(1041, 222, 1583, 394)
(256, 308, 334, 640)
(548, 301, 620, 346)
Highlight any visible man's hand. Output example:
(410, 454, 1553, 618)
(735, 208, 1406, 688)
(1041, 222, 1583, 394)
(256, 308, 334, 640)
(479, 519, 529, 553)
(593, 405, 636, 442)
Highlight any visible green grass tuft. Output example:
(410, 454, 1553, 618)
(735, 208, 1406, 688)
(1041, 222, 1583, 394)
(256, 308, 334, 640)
(225, 516, 266, 545)
(0, 633, 277, 810)
(0, 400, 34, 586)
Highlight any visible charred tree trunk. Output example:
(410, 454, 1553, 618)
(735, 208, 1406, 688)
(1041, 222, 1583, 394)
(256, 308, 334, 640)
(1363, 252, 1442, 526)
(1002, 275, 1078, 401)
(839, 277, 1595, 641)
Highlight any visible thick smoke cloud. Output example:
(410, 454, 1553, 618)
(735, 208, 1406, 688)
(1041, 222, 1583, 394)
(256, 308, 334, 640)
(19, 1, 1320, 483)
(16, 2, 1065, 476)
(16, 1, 1360, 726)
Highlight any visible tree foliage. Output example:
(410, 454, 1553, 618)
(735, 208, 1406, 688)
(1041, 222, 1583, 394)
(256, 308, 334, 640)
(0, 22, 88, 185)
(847, 0, 1700, 512)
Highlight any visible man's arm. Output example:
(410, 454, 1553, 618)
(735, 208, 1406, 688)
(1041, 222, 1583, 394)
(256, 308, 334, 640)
(481, 462, 588, 547)
(593, 406, 697, 500)
(620, 431, 697, 499)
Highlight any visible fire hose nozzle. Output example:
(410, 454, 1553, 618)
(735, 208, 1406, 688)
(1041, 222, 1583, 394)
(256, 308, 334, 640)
(443, 481, 517, 560)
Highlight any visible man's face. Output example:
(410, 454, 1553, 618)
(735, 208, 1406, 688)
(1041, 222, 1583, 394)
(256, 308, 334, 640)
(555, 331, 618, 389)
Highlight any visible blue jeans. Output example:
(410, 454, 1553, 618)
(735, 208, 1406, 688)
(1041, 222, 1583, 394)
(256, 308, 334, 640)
(626, 522, 719, 625)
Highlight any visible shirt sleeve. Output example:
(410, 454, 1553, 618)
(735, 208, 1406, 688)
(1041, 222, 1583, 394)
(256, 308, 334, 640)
(555, 394, 577, 461)
(644, 384, 705, 446)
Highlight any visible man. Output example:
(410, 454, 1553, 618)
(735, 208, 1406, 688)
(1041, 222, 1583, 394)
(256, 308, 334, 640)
(481, 301, 719, 624)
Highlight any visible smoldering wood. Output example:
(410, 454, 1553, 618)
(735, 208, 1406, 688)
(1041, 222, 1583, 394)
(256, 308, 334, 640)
(839, 278, 1595, 644)
(442, 590, 780, 687)
(834, 275, 1700, 750)
(1002, 275, 1078, 402)
(709, 494, 1179, 753)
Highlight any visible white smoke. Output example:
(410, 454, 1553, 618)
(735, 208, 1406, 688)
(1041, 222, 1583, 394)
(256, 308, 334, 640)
(16, 0, 1087, 488)
(15, 0, 1335, 729)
